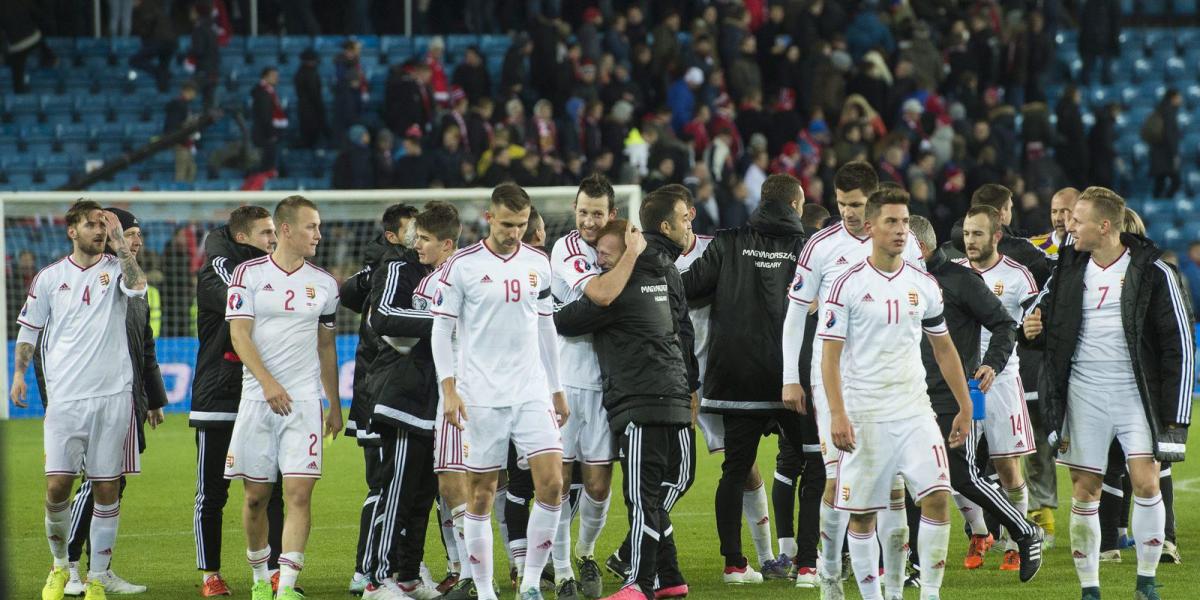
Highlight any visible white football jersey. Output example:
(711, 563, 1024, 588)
(790, 222, 924, 384)
(817, 259, 947, 423)
(954, 255, 1038, 373)
(226, 256, 340, 403)
(1071, 249, 1135, 388)
(675, 234, 714, 380)
(433, 241, 554, 408)
(550, 231, 602, 391)
(17, 254, 143, 403)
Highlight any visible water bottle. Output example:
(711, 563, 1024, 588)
(968, 378, 986, 421)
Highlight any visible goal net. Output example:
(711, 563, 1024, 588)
(0, 185, 644, 419)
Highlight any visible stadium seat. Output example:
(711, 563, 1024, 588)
(381, 36, 413, 59)
(2, 171, 36, 190)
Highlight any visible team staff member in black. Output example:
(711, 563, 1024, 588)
(555, 218, 696, 600)
(363, 202, 462, 599)
(681, 174, 807, 580)
(190, 206, 285, 596)
(338, 203, 418, 594)
(1021, 186, 1192, 600)
(42, 207, 167, 595)
(905, 215, 1043, 584)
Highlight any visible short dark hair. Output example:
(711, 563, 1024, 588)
(66, 199, 102, 228)
(228, 205, 271, 238)
(382, 203, 418, 234)
(865, 186, 910, 220)
(640, 188, 685, 234)
(801, 203, 831, 232)
(491, 182, 532, 213)
(414, 201, 461, 242)
(274, 195, 319, 225)
(657, 183, 694, 208)
(834, 161, 878, 195)
(970, 183, 1013, 211)
(521, 205, 543, 244)
(965, 205, 1002, 236)
(576, 173, 615, 212)
(761, 173, 803, 205)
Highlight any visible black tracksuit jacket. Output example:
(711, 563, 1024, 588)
(554, 243, 693, 433)
(1019, 233, 1194, 458)
(681, 201, 807, 413)
(189, 226, 266, 428)
(339, 236, 409, 441)
(919, 248, 1017, 414)
(366, 254, 439, 435)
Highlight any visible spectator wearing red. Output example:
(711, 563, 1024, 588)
(439, 86, 471, 154)
(682, 105, 712, 157)
(425, 36, 450, 107)
(529, 99, 558, 157)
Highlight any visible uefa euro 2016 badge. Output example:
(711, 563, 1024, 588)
(228, 293, 243, 310)
(792, 271, 804, 291)
(573, 257, 589, 274)
(434, 289, 444, 306)
(824, 310, 836, 329)
(529, 270, 539, 288)
(99, 273, 111, 286)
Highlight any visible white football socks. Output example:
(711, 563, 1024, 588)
(1131, 494, 1165, 577)
(277, 552, 303, 591)
(524, 499, 562, 592)
(464, 512, 496, 599)
(246, 546, 271, 583)
(818, 500, 849, 578)
(879, 497, 909, 596)
(45, 499, 71, 568)
(847, 528, 881, 600)
(1070, 499, 1101, 589)
(917, 516, 950, 599)
(576, 491, 610, 558)
(742, 483, 773, 566)
(89, 501, 120, 576)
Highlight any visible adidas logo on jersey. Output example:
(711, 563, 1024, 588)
(481, 275, 493, 283)
(59, 283, 71, 291)
(835, 256, 849, 265)
(263, 283, 274, 291)
(863, 293, 875, 302)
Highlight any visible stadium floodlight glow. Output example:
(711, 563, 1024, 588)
(0, 186, 644, 420)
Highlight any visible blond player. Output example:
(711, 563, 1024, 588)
(224, 196, 343, 600)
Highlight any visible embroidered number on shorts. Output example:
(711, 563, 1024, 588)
(1010, 414, 1024, 436)
(308, 433, 319, 456)
(932, 444, 948, 468)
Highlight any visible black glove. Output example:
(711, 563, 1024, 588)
(1155, 425, 1188, 463)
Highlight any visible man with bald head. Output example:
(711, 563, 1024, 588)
(1030, 187, 1080, 259)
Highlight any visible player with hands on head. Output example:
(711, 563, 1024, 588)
(11, 200, 147, 600)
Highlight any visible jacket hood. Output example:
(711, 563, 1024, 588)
(638, 232, 680, 277)
(205, 225, 268, 263)
(748, 200, 805, 237)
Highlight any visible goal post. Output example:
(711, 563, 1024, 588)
(0, 185, 644, 420)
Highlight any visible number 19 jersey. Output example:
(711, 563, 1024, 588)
(433, 241, 554, 408)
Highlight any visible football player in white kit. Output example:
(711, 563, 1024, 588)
(432, 183, 570, 600)
(820, 187, 974, 600)
(956, 205, 1040, 570)
(781, 165, 922, 598)
(224, 196, 343, 600)
(1022, 187, 1192, 600)
(548, 174, 634, 599)
(12, 200, 147, 600)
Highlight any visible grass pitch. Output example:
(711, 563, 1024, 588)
(3, 415, 1196, 599)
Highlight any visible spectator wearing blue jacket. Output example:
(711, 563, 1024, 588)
(668, 67, 703, 134)
(845, 4, 895, 61)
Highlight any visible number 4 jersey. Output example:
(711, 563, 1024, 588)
(17, 254, 143, 403)
(225, 256, 340, 403)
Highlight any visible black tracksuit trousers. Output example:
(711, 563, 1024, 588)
(364, 428, 438, 584)
(193, 427, 284, 571)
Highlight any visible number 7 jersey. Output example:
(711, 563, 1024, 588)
(432, 241, 554, 408)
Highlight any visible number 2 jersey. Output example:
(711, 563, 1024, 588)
(225, 256, 340, 403)
(432, 241, 555, 408)
(17, 255, 143, 402)
(817, 258, 947, 423)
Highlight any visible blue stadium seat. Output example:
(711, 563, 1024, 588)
(75, 37, 111, 57)
(56, 122, 92, 142)
(42, 172, 70, 188)
(446, 34, 478, 59)
(0, 140, 17, 155)
(247, 36, 280, 56)
(480, 35, 510, 56)
(1177, 0, 1199, 15)
(2, 171, 36, 190)
(128, 122, 160, 140)
(381, 36, 412, 59)
(1141, 199, 1176, 221)
(111, 37, 141, 58)
(5, 94, 40, 116)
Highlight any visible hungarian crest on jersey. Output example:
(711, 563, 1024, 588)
(99, 273, 111, 286)
(529, 270, 539, 288)
(907, 289, 919, 306)
(305, 285, 316, 299)
(993, 281, 1005, 296)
